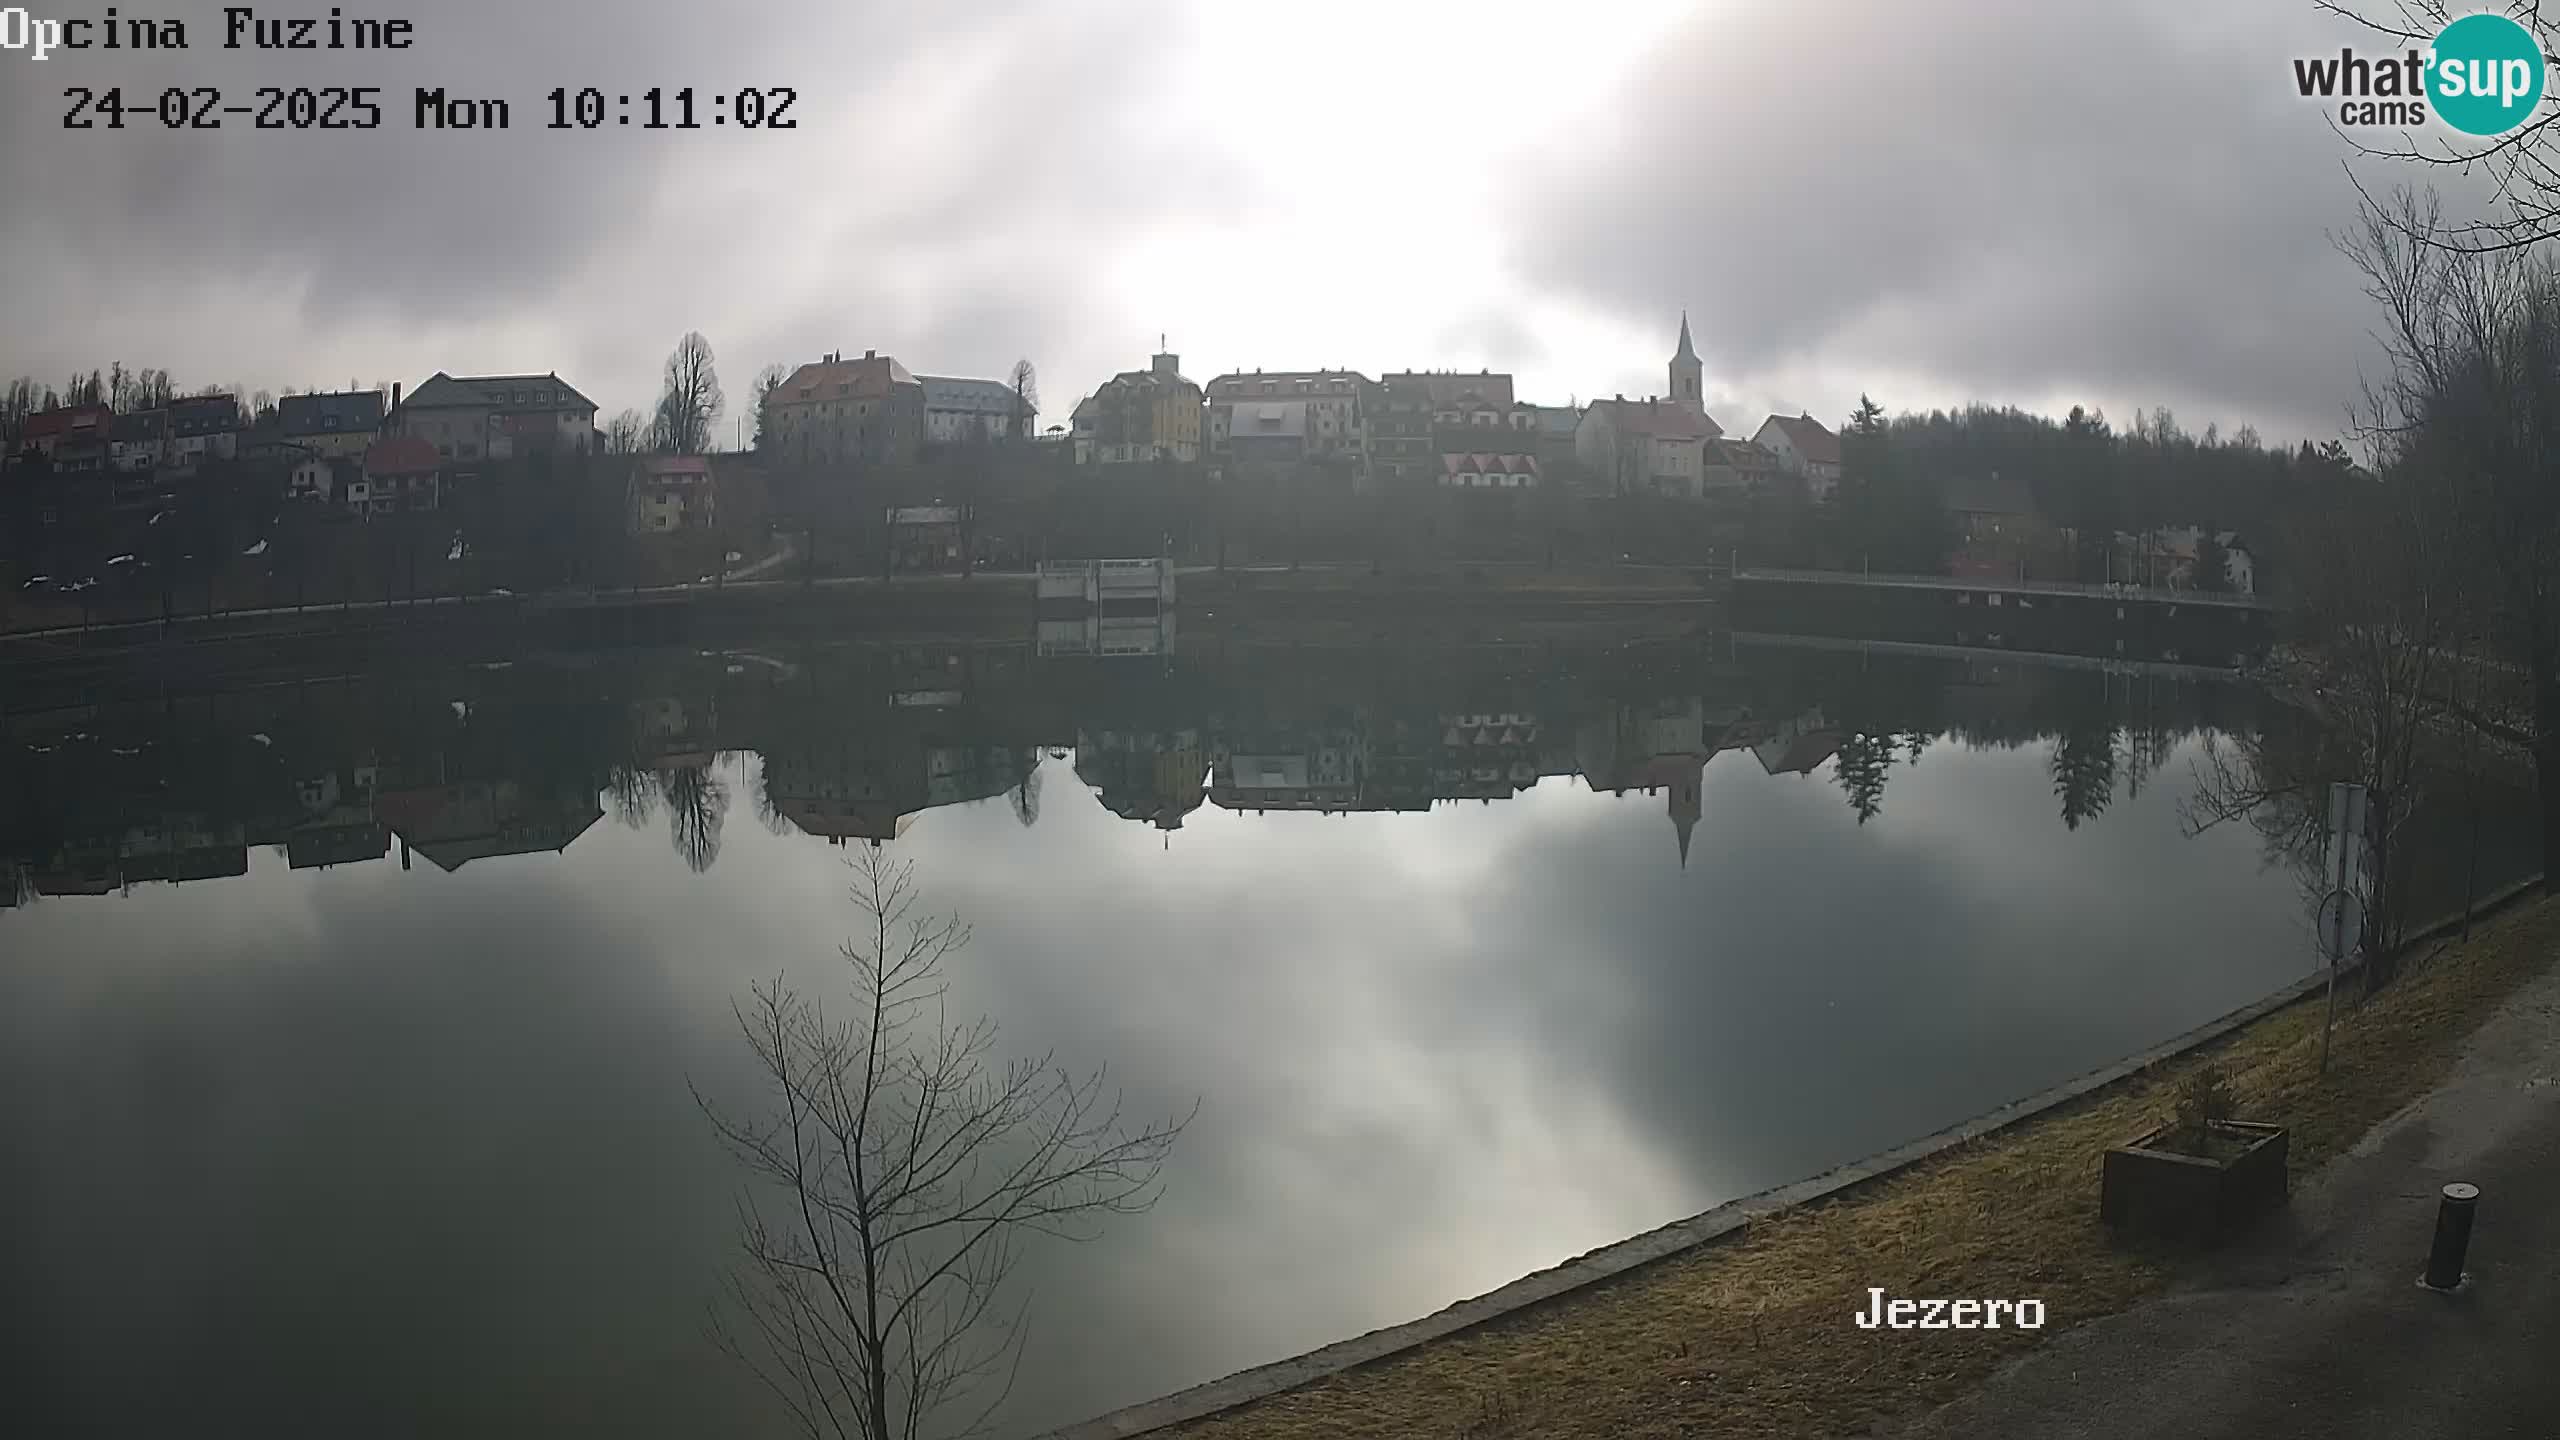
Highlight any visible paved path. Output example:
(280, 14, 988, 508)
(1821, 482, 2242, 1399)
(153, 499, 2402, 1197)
(1898, 960, 2560, 1440)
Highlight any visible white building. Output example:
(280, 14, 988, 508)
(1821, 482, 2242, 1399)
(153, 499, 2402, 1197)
(386, 372, 598, 462)
(286, 454, 345, 503)
(1576, 397, 1718, 497)
(1752, 414, 1843, 500)
(918, 376, 1033, 446)
(2141, 525, 2257, 594)
(1203, 371, 1372, 474)
(1439, 452, 1541, 488)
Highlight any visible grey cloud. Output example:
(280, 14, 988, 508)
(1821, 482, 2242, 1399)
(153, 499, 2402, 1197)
(1, 0, 1248, 413)
(1512, 0, 2450, 441)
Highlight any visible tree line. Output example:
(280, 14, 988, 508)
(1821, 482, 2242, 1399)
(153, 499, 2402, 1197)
(1809, 388, 2367, 586)
(2176, 183, 2560, 991)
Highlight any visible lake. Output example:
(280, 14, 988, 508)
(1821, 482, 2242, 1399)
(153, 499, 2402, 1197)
(2, 612, 2538, 1437)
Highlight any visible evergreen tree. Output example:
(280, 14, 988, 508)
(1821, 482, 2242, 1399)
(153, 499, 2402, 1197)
(2051, 720, 2118, 830)
(1832, 731, 1892, 825)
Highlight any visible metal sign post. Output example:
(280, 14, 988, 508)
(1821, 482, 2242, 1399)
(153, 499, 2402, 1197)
(2319, 782, 2369, 1076)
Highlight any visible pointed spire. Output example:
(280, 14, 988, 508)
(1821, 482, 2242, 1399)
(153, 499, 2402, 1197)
(1675, 810, 1695, 869)
(1675, 311, 1698, 362)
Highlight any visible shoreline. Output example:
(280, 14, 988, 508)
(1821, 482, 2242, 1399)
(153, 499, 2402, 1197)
(0, 562, 1719, 656)
(1036, 872, 2550, 1440)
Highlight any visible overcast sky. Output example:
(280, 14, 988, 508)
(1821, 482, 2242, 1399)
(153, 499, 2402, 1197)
(0, 0, 2461, 445)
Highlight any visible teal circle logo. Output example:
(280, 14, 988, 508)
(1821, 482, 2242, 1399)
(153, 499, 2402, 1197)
(2430, 13, 2546, 136)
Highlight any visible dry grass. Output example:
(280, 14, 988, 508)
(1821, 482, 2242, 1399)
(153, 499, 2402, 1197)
(1172, 896, 2560, 1440)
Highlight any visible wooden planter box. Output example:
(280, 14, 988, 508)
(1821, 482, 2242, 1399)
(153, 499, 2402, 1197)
(2100, 1121, 2288, 1247)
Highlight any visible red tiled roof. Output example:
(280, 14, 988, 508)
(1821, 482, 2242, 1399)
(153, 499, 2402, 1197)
(1440, 452, 1541, 476)
(773, 354, 918, 406)
(1760, 413, 1841, 466)
(1708, 438, 1782, 467)
(22, 405, 114, 441)
(364, 436, 441, 475)
(1592, 398, 1717, 442)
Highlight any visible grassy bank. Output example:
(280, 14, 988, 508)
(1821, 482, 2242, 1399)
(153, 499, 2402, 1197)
(1170, 894, 2560, 1440)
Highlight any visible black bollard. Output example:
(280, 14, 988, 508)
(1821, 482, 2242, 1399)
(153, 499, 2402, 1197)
(2422, 1182, 2479, 1291)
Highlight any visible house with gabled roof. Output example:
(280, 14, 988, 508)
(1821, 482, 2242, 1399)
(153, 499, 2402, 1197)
(110, 410, 168, 472)
(1576, 395, 1722, 498)
(1702, 437, 1787, 498)
(918, 375, 1033, 446)
(1439, 452, 1541, 489)
(385, 372, 598, 462)
(278, 390, 387, 459)
(356, 435, 442, 515)
(1205, 370, 1371, 477)
(765, 350, 927, 467)
(1753, 413, 1843, 500)
(168, 394, 242, 464)
(1072, 345, 1203, 466)
(20, 404, 115, 462)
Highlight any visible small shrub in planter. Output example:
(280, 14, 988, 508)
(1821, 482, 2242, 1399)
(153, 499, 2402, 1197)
(2100, 1065, 2289, 1248)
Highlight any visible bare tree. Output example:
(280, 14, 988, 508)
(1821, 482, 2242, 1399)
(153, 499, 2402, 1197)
(607, 408, 652, 456)
(2342, 188, 2560, 892)
(1, 377, 39, 455)
(698, 851, 1192, 1440)
(607, 764, 663, 830)
(1008, 767, 1041, 829)
(1008, 360, 1038, 438)
(664, 762, 730, 874)
(653, 332, 725, 456)
(2318, 1, 2560, 251)
(2186, 474, 2462, 988)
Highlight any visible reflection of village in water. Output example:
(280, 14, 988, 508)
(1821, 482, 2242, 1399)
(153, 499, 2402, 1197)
(1, 607, 2282, 905)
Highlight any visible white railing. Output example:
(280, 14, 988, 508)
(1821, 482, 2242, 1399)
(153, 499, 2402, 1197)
(1036, 558, 1175, 606)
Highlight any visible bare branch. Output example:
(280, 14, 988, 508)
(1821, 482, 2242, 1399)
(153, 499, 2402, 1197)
(695, 849, 1195, 1438)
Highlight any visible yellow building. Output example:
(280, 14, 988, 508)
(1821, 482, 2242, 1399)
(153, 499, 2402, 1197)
(1070, 343, 1203, 466)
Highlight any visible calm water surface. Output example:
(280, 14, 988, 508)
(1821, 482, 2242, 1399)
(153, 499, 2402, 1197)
(1, 622, 2534, 1436)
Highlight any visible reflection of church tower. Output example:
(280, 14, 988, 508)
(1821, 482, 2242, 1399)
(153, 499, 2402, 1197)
(1669, 766, 1700, 869)
(1670, 312, 1703, 415)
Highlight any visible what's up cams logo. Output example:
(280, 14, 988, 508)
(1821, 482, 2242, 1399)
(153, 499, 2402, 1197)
(2296, 11, 2548, 135)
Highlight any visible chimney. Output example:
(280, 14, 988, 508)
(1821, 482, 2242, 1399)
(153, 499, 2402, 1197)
(391, 381, 402, 411)
(865, 349, 876, 360)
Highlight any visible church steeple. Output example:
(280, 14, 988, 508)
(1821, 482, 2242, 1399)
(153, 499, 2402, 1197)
(1669, 766, 1700, 869)
(1670, 311, 1703, 415)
